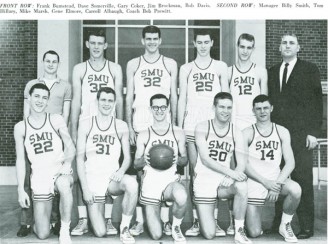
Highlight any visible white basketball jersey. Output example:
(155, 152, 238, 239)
(81, 60, 115, 116)
(230, 63, 261, 116)
(144, 124, 179, 174)
(24, 114, 65, 175)
(248, 123, 282, 180)
(133, 55, 171, 109)
(85, 116, 121, 176)
(195, 121, 235, 178)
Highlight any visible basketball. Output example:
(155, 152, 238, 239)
(148, 144, 174, 170)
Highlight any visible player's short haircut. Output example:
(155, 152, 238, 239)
(237, 33, 255, 47)
(194, 29, 213, 41)
(87, 28, 107, 42)
(97, 87, 116, 100)
(43, 50, 60, 62)
(150, 94, 169, 106)
(142, 25, 161, 38)
(213, 92, 233, 106)
(281, 33, 299, 43)
(29, 83, 50, 96)
(253, 94, 272, 107)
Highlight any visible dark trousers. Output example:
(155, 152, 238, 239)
(275, 132, 314, 231)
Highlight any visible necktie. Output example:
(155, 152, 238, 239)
(281, 63, 289, 92)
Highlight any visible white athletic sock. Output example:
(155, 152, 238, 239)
(234, 219, 244, 231)
(60, 220, 71, 234)
(120, 214, 133, 233)
(78, 206, 87, 219)
(172, 216, 183, 227)
(161, 207, 170, 223)
(281, 212, 293, 224)
(136, 206, 144, 223)
(214, 208, 218, 220)
(193, 209, 198, 220)
(105, 203, 113, 219)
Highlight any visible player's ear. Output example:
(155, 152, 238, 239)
(297, 44, 300, 52)
(279, 44, 282, 52)
(210, 39, 214, 47)
(141, 38, 145, 46)
(104, 42, 108, 50)
(158, 38, 162, 45)
(86, 40, 90, 49)
(270, 105, 274, 112)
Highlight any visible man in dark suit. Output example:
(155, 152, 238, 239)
(268, 33, 323, 239)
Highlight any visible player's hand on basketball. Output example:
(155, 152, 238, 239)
(83, 189, 95, 205)
(176, 156, 188, 167)
(18, 189, 30, 208)
(306, 135, 318, 150)
(110, 170, 124, 182)
(129, 128, 137, 145)
(267, 190, 279, 202)
(144, 154, 150, 165)
(221, 176, 234, 187)
(229, 171, 247, 182)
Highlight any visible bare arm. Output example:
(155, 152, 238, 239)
(125, 59, 138, 145)
(53, 115, 76, 173)
(62, 101, 71, 125)
(110, 121, 131, 182)
(112, 63, 124, 120)
(76, 120, 95, 204)
(276, 126, 295, 183)
(167, 58, 178, 125)
(14, 122, 30, 208)
(258, 66, 268, 95)
(70, 64, 83, 143)
(177, 64, 189, 127)
(219, 62, 230, 92)
(134, 131, 147, 171)
(174, 126, 188, 167)
(227, 66, 232, 88)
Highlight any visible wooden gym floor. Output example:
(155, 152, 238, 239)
(0, 182, 326, 244)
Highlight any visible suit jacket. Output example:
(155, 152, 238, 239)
(268, 58, 323, 138)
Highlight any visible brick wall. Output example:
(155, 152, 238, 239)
(0, 20, 38, 166)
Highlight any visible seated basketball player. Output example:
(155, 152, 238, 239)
(76, 87, 138, 243)
(244, 95, 301, 242)
(14, 84, 75, 244)
(134, 94, 188, 243)
(194, 92, 251, 244)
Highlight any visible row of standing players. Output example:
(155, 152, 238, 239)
(15, 25, 322, 244)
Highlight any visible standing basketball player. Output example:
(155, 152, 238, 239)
(244, 95, 301, 243)
(18, 50, 72, 237)
(70, 29, 123, 236)
(229, 33, 268, 130)
(15, 83, 75, 244)
(126, 25, 178, 235)
(76, 87, 137, 243)
(194, 92, 251, 244)
(135, 94, 188, 243)
(178, 29, 229, 236)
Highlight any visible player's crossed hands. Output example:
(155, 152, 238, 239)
(229, 171, 247, 182)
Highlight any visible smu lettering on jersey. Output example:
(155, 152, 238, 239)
(81, 60, 114, 115)
(230, 63, 261, 116)
(144, 124, 179, 175)
(133, 55, 171, 109)
(24, 114, 64, 175)
(85, 116, 121, 176)
(195, 121, 235, 178)
(248, 123, 282, 179)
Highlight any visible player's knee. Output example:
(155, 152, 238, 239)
(234, 181, 247, 196)
(289, 182, 302, 199)
(35, 229, 50, 240)
(149, 229, 162, 240)
(93, 227, 106, 237)
(202, 229, 216, 240)
(247, 227, 262, 238)
(56, 177, 72, 193)
(174, 188, 187, 206)
(123, 176, 138, 194)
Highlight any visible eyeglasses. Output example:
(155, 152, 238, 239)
(151, 105, 168, 112)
